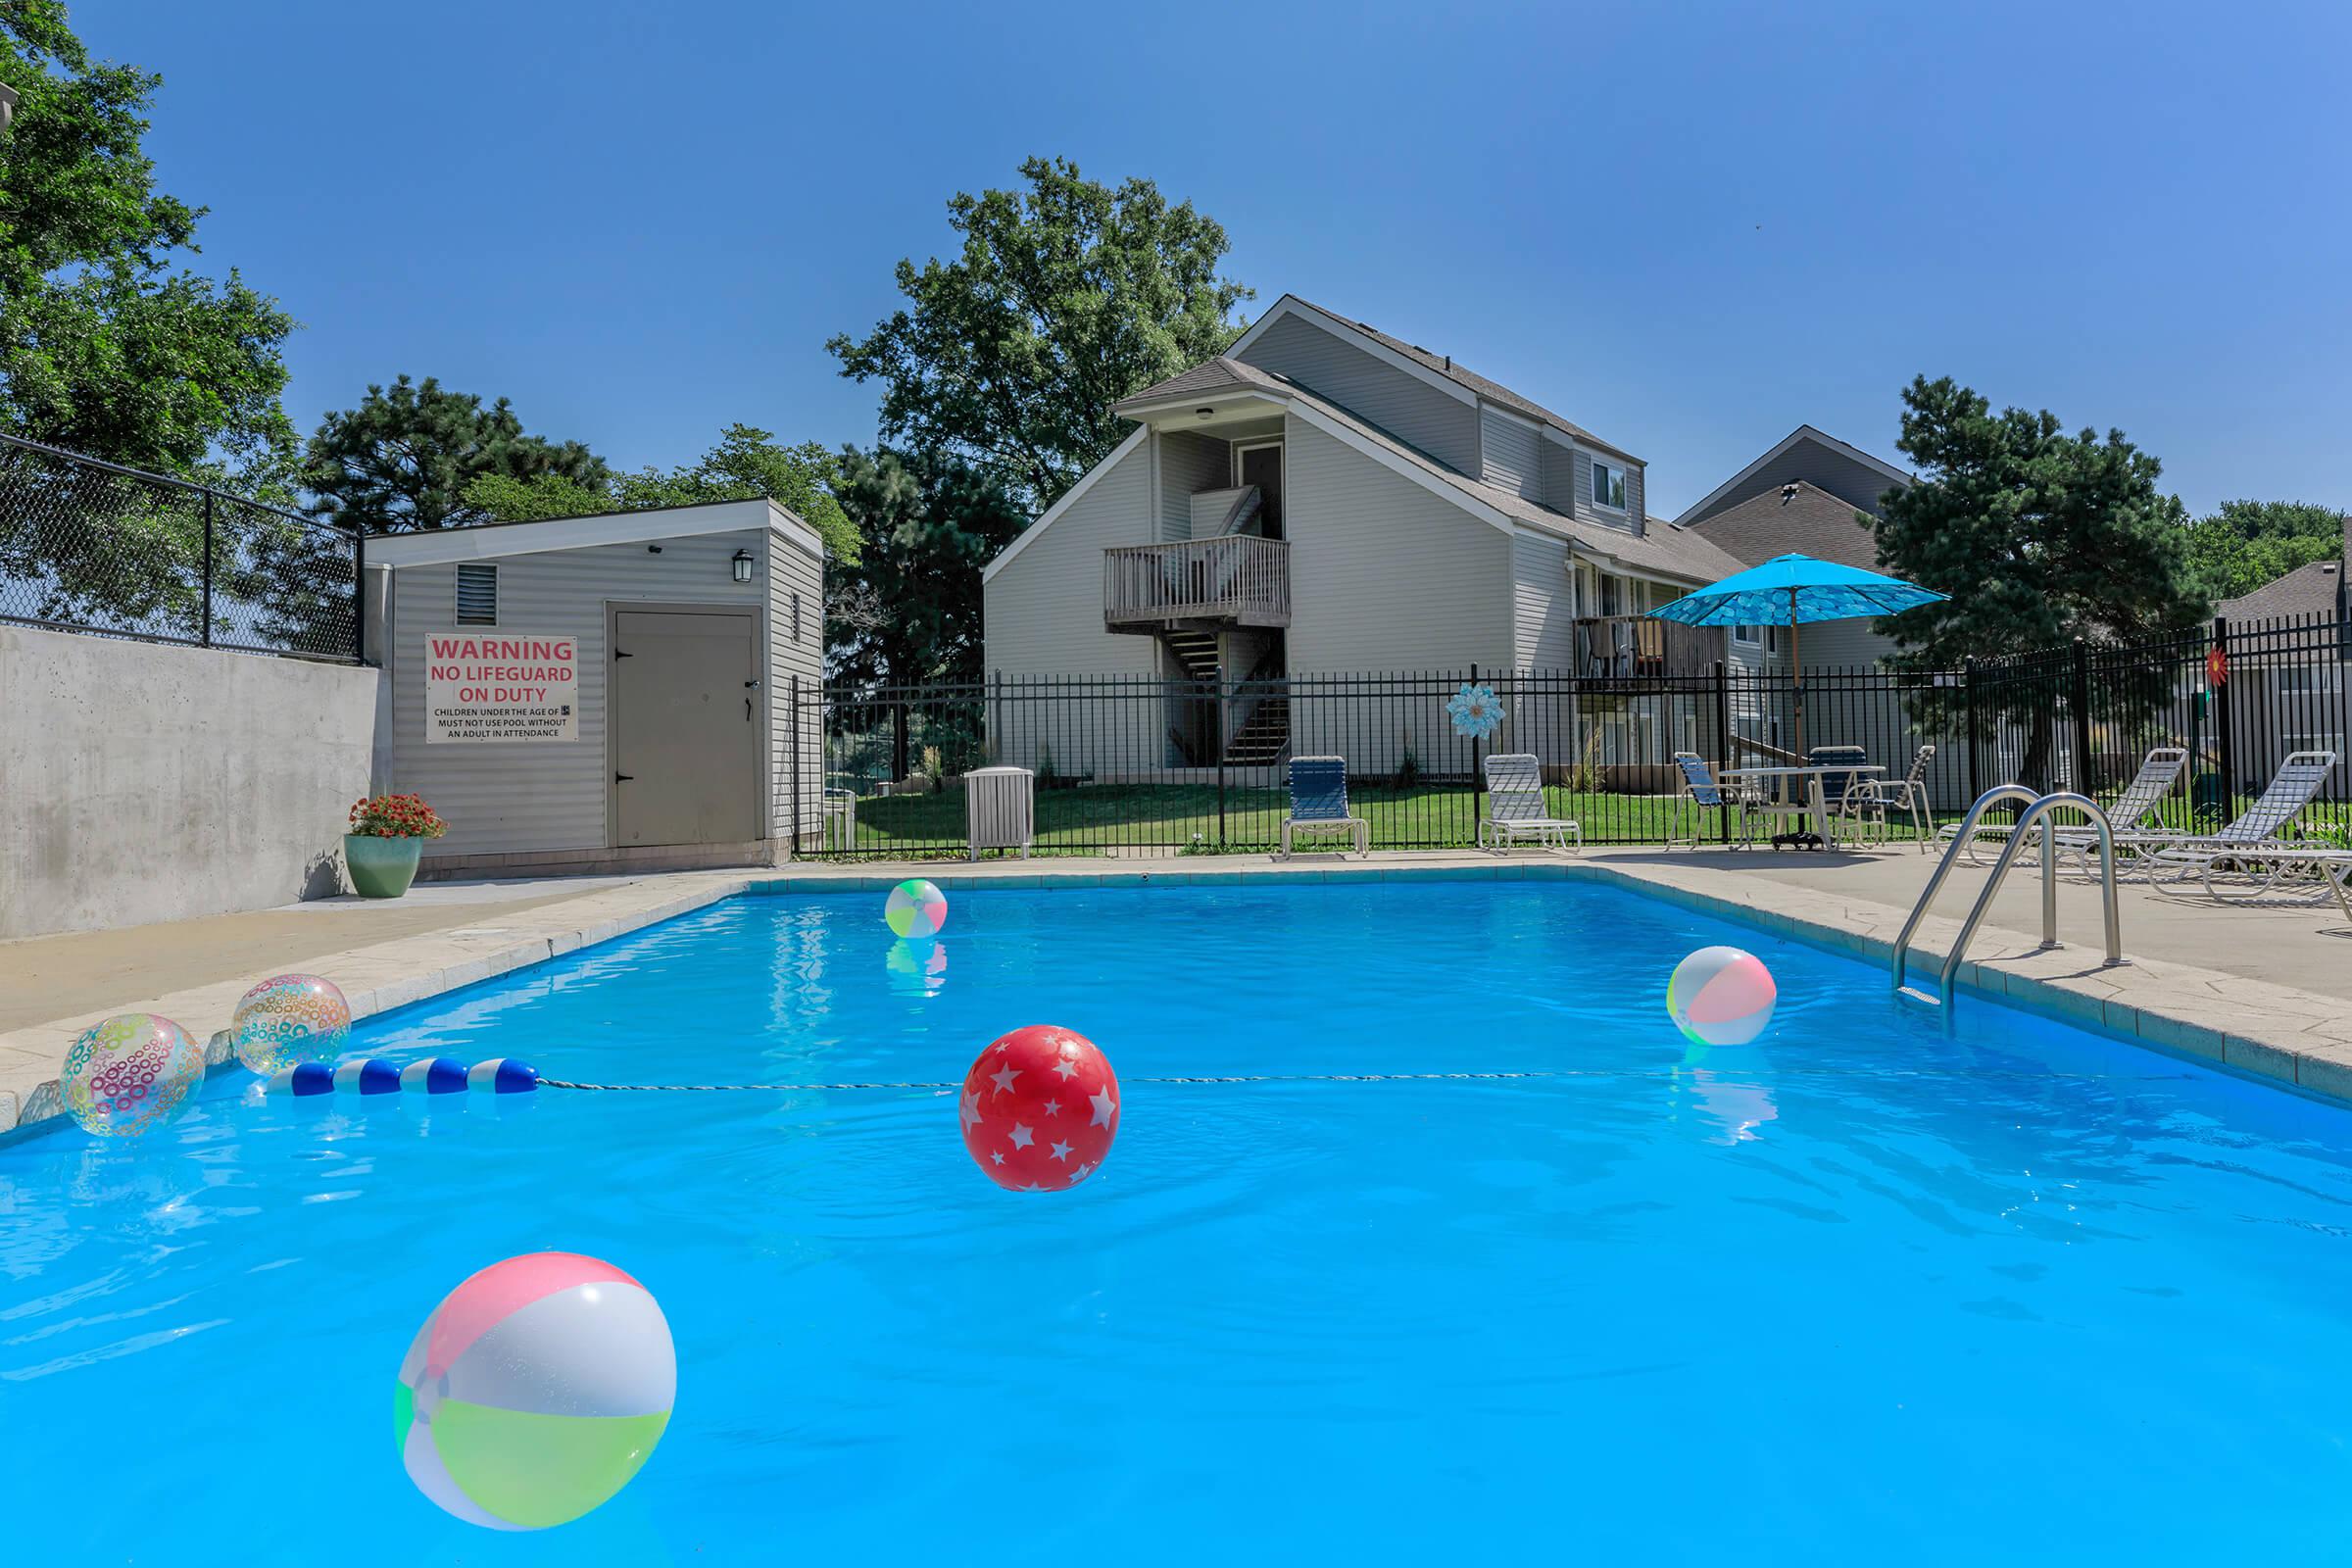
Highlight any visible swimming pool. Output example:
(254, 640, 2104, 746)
(6, 877, 2352, 1564)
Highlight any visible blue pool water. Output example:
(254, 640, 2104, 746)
(6, 879, 2352, 1564)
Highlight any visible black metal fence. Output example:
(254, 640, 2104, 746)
(0, 432, 364, 662)
(806, 620, 2352, 858)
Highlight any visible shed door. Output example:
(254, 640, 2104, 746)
(612, 610, 760, 847)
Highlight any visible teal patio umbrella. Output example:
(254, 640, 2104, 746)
(1647, 553, 1946, 757)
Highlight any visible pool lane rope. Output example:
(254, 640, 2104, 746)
(271, 1057, 2208, 1097)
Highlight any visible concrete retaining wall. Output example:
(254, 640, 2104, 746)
(0, 626, 379, 939)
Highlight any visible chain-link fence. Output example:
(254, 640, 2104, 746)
(0, 432, 363, 662)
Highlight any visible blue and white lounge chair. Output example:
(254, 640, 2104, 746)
(1479, 753, 1582, 854)
(1279, 756, 1369, 859)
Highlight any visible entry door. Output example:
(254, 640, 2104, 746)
(1235, 441, 1283, 538)
(612, 610, 760, 847)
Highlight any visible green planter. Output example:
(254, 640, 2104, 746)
(344, 833, 424, 899)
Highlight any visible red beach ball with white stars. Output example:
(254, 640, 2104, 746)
(958, 1025, 1120, 1192)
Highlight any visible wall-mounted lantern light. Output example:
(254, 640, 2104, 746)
(731, 549, 756, 584)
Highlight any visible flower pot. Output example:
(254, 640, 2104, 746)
(344, 834, 423, 899)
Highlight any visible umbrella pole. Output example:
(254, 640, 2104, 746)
(1789, 588, 1805, 760)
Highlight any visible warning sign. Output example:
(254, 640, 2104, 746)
(424, 633, 578, 744)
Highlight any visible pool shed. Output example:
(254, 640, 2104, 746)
(362, 497, 825, 876)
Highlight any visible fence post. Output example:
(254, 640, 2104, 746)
(789, 673, 802, 861)
(892, 700, 908, 785)
(1214, 662, 1227, 850)
(200, 487, 215, 648)
(352, 524, 367, 664)
(2212, 615, 2234, 814)
(1713, 660, 1731, 845)
(2069, 637, 2093, 792)
(1469, 662, 1482, 846)
(1962, 657, 1980, 804)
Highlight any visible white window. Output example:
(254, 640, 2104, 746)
(1592, 460, 1627, 512)
(455, 562, 498, 626)
(1732, 624, 1761, 648)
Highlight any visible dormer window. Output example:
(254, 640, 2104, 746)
(1592, 461, 1627, 513)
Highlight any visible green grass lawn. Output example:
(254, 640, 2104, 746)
(825, 779, 2349, 861)
(830, 782, 1957, 858)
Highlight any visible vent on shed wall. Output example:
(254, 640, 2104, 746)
(455, 563, 498, 625)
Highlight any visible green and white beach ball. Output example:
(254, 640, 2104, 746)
(396, 1251, 675, 1531)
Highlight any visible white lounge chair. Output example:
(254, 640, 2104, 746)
(1479, 753, 1582, 854)
(2161, 844, 2352, 919)
(1940, 745, 2187, 865)
(2129, 750, 2339, 883)
(1278, 756, 1368, 859)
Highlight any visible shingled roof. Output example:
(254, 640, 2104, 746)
(2218, 558, 2347, 622)
(1673, 480, 1884, 572)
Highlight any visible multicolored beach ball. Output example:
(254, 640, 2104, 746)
(884, 877, 949, 939)
(230, 972, 351, 1075)
(1666, 946, 1779, 1047)
(60, 1012, 206, 1137)
(396, 1252, 675, 1531)
(958, 1024, 1120, 1192)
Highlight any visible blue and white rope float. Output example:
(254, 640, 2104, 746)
(267, 1056, 539, 1097)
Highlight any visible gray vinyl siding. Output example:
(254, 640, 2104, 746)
(984, 439, 1158, 678)
(1283, 415, 1509, 673)
(1686, 437, 1909, 526)
(1480, 407, 1542, 499)
(982, 440, 1166, 775)
(385, 528, 769, 858)
(1238, 313, 1480, 473)
(1511, 530, 1577, 671)
(1791, 614, 1896, 670)
(1542, 432, 1643, 535)
(1156, 429, 1228, 542)
(765, 517, 826, 850)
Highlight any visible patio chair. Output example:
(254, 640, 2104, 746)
(1279, 756, 1369, 859)
(2159, 844, 2352, 920)
(2131, 750, 2340, 885)
(1938, 745, 2188, 866)
(1840, 744, 1936, 851)
(1670, 752, 1761, 850)
(1478, 753, 1582, 855)
(1805, 745, 1872, 848)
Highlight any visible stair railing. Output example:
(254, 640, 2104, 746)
(1891, 786, 2124, 1011)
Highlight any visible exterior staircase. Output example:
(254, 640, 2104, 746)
(1160, 629, 1219, 684)
(1221, 694, 1290, 765)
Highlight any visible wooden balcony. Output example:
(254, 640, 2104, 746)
(1104, 536, 1291, 630)
(1573, 615, 1725, 677)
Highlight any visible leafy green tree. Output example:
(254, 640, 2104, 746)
(0, 2, 304, 638)
(826, 447, 1025, 688)
(1870, 375, 2206, 785)
(2182, 499, 2347, 605)
(464, 422, 858, 564)
(304, 374, 607, 535)
(0, 2, 297, 477)
(828, 156, 1251, 511)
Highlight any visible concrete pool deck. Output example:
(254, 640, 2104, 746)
(2, 848, 2349, 1138)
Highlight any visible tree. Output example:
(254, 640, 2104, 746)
(303, 375, 608, 535)
(2182, 499, 2347, 605)
(464, 422, 859, 564)
(1870, 375, 2207, 785)
(825, 447, 1026, 688)
(828, 156, 1252, 512)
(0, 2, 298, 479)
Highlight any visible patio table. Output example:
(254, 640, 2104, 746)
(1720, 763, 1885, 850)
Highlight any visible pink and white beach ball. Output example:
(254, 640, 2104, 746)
(1667, 946, 1779, 1047)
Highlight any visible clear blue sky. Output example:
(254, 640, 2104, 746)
(89, 0, 2351, 518)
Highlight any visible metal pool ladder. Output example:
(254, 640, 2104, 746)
(1890, 786, 2126, 1014)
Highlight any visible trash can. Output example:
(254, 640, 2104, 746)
(964, 766, 1036, 859)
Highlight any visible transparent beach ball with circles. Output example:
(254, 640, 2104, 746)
(61, 1012, 207, 1137)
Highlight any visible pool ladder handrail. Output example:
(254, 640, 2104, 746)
(1891, 786, 2125, 1009)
